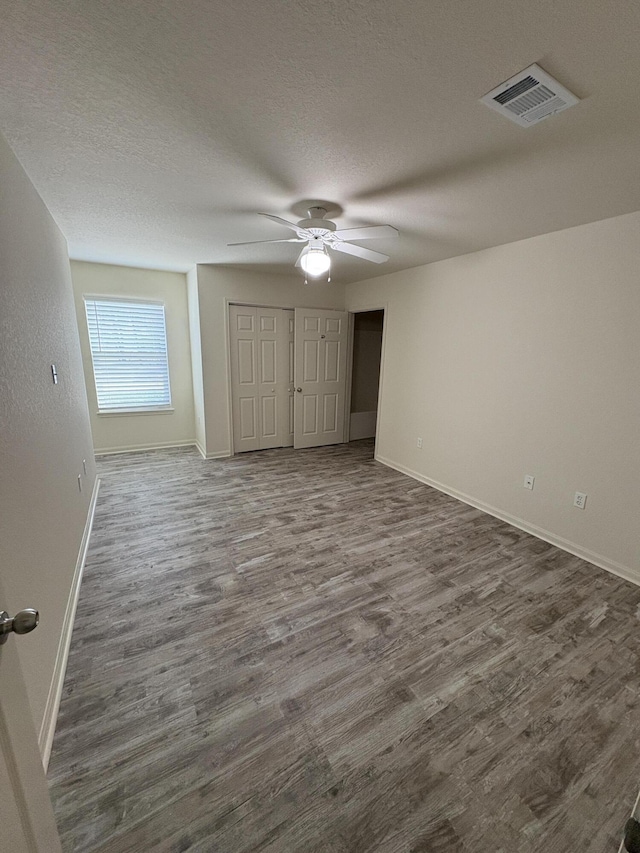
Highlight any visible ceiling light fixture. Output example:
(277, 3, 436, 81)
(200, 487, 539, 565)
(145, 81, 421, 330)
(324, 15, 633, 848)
(300, 246, 331, 277)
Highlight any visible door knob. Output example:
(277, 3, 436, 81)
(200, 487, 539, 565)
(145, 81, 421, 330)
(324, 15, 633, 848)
(295, 387, 302, 392)
(0, 609, 39, 644)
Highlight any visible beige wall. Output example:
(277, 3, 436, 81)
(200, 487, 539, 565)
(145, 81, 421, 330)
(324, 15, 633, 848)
(0, 133, 96, 739)
(346, 211, 640, 580)
(71, 261, 196, 453)
(187, 266, 206, 455)
(195, 265, 345, 457)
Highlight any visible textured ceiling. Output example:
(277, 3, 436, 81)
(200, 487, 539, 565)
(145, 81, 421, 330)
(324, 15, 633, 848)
(2, 0, 640, 283)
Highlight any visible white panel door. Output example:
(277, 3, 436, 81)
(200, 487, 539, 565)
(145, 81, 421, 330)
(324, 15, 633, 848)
(229, 306, 292, 453)
(282, 309, 294, 448)
(229, 306, 260, 452)
(0, 576, 62, 851)
(256, 308, 280, 449)
(294, 308, 348, 449)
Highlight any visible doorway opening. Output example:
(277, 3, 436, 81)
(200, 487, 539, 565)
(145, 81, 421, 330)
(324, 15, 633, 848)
(348, 309, 384, 448)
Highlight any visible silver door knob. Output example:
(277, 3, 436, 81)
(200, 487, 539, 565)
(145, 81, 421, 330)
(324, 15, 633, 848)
(0, 609, 39, 644)
(295, 387, 302, 392)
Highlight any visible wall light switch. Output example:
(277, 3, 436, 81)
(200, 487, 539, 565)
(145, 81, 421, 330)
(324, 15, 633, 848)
(524, 475, 535, 490)
(417, 437, 423, 449)
(51, 364, 58, 385)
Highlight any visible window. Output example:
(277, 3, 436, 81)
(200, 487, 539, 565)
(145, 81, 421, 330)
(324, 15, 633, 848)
(84, 298, 172, 413)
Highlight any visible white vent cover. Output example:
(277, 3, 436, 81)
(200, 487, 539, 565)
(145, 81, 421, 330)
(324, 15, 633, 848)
(481, 63, 579, 127)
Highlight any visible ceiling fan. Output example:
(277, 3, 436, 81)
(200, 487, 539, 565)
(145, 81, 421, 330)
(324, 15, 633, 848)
(228, 205, 398, 280)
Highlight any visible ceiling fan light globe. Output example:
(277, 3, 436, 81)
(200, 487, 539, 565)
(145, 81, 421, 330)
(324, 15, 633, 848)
(300, 248, 331, 277)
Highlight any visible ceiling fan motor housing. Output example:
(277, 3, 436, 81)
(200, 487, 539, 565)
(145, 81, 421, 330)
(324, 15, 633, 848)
(297, 206, 336, 232)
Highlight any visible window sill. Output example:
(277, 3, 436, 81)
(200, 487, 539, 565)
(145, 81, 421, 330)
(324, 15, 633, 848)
(97, 408, 175, 417)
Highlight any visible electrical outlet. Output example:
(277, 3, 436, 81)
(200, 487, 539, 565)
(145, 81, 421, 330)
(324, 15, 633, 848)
(524, 475, 535, 490)
(417, 437, 423, 449)
(574, 491, 587, 510)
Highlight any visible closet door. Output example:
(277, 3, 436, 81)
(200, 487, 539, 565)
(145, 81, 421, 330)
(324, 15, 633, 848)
(282, 309, 295, 447)
(294, 308, 348, 449)
(229, 306, 291, 453)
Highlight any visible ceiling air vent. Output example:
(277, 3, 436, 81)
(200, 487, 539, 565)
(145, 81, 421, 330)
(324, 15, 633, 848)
(481, 63, 579, 127)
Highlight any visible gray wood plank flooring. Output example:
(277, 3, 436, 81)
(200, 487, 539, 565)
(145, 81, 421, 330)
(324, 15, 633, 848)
(48, 441, 640, 851)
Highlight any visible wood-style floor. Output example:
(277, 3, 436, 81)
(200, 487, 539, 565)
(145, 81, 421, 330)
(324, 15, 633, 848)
(48, 441, 640, 852)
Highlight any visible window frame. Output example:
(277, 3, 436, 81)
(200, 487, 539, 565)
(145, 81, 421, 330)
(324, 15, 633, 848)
(83, 295, 174, 416)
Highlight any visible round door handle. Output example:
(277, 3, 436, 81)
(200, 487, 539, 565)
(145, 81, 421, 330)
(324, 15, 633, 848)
(295, 387, 302, 393)
(0, 608, 39, 644)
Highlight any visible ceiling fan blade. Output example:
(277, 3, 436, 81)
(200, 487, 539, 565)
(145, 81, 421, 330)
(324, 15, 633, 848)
(227, 237, 305, 246)
(294, 246, 308, 268)
(259, 213, 306, 234)
(332, 225, 398, 241)
(331, 242, 390, 263)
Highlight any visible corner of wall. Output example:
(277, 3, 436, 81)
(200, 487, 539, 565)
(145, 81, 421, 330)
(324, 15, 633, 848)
(187, 266, 207, 455)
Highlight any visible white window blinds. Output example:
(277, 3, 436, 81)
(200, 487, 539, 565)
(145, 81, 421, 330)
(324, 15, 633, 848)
(84, 298, 172, 412)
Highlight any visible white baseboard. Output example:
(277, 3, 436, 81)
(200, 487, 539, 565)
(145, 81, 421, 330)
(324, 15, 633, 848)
(95, 440, 230, 460)
(376, 454, 640, 588)
(39, 477, 101, 769)
(196, 443, 231, 460)
(350, 410, 377, 441)
(95, 439, 197, 455)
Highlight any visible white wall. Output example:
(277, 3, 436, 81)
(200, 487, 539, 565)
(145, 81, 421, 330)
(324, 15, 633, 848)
(187, 266, 206, 456)
(346, 211, 640, 580)
(195, 266, 345, 457)
(71, 261, 196, 454)
(0, 133, 97, 746)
